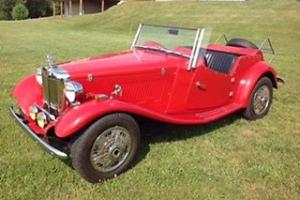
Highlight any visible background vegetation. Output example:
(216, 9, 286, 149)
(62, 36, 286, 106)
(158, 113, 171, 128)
(0, 0, 299, 199)
(11, 3, 29, 20)
(0, 0, 51, 20)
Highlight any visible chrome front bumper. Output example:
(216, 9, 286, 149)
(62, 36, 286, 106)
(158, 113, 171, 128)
(9, 107, 68, 160)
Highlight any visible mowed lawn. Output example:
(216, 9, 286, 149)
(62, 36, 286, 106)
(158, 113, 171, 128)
(0, 0, 300, 199)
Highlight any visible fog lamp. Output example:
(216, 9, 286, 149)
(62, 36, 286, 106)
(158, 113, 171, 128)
(29, 105, 39, 120)
(37, 112, 47, 128)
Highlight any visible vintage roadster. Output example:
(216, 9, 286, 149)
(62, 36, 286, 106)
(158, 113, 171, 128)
(10, 24, 283, 183)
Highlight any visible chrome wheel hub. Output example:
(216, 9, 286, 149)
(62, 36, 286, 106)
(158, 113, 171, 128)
(90, 126, 131, 173)
(253, 85, 270, 115)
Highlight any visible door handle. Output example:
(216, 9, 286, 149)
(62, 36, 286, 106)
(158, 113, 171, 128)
(196, 81, 206, 90)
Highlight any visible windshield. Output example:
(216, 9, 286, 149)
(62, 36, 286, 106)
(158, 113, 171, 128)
(131, 24, 207, 69)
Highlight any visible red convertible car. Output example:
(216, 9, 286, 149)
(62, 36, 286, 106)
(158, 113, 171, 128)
(10, 24, 283, 183)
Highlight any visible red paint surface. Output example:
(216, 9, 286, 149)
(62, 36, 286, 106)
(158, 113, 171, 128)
(12, 44, 278, 138)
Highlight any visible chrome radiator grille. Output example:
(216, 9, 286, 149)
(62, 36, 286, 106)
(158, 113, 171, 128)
(42, 69, 65, 110)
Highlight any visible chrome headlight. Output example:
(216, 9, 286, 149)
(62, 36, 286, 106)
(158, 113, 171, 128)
(36, 68, 43, 85)
(64, 81, 83, 103)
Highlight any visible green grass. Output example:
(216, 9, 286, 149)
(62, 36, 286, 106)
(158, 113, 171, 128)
(0, 0, 300, 199)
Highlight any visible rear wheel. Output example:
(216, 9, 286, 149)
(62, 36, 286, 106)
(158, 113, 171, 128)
(226, 38, 258, 49)
(243, 77, 273, 120)
(71, 113, 140, 183)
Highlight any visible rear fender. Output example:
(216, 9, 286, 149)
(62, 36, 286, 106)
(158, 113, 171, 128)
(234, 61, 277, 107)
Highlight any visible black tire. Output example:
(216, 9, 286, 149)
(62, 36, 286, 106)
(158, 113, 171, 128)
(243, 77, 273, 120)
(226, 38, 258, 49)
(71, 113, 140, 183)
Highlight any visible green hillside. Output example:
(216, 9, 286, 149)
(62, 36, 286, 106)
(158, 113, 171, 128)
(0, 0, 299, 199)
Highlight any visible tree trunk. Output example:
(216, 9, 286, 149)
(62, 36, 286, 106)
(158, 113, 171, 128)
(60, 0, 63, 18)
(69, 0, 73, 16)
(101, 0, 105, 12)
(52, 1, 56, 16)
(79, 0, 83, 15)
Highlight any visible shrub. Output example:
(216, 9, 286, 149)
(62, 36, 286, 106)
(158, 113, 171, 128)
(12, 4, 29, 20)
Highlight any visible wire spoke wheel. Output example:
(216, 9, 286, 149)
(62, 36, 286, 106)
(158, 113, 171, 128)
(243, 77, 273, 120)
(253, 85, 270, 115)
(71, 113, 140, 183)
(90, 126, 132, 173)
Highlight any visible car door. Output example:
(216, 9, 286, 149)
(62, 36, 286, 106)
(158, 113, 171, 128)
(186, 50, 237, 110)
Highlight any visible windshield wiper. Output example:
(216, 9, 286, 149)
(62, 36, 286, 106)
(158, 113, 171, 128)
(135, 45, 190, 59)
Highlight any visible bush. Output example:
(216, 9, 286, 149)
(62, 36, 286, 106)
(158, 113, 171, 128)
(11, 4, 29, 20)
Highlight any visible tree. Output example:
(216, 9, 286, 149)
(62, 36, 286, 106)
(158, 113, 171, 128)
(0, 0, 52, 20)
(12, 3, 29, 20)
(0, 0, 16, 20)
(0, 0, 26, 20)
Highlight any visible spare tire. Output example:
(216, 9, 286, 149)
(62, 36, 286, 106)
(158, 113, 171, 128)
(226, 38, 258, 49)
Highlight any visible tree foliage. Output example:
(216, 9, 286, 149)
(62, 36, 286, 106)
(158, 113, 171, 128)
(0, 0, 52, 20)
(0, 0, 19, 20)
(12, 3, 29, 20)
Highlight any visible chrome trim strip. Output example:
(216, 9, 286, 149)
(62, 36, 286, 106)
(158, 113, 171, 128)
(131, 23, 143, 50)
(9, 107, 68, 160)
(188, 28, 201, 70)
(191, 28, 206, 69)
(47, 67, 70, 80)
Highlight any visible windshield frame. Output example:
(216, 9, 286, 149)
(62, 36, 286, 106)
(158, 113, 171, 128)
(131, 24, 206, 70)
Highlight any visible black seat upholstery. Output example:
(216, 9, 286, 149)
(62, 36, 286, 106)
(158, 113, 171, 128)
(204, 50, 238, 74)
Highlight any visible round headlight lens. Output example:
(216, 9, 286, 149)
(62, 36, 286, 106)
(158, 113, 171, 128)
(64, 81, 83, 103)
(65, 90, 76, 103)
(29, 105, 39, 120)
(36, 68, 43, 85)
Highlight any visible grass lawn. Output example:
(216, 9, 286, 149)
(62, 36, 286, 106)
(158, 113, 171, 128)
(0, 0, 300, 199)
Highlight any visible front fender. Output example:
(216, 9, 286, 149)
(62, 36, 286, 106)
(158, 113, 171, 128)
(12, 75, 43, 116)
(234, 61, 277, 107)
(55, 99, 165, 138)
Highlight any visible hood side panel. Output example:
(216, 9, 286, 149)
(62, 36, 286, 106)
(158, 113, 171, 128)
(60, 49, 186, 113)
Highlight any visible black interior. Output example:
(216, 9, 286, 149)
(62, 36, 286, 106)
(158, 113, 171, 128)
(181, 46, 239, 74)
(204, 50, 238, 74)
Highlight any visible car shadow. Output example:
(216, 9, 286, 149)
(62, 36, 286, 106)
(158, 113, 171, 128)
(134, 113, 241, 166)
(61, 113, 241, 175)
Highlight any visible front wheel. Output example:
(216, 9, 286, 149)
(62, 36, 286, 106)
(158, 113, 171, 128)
(71, 113, 140, 183)
(243, 77, 273, 120)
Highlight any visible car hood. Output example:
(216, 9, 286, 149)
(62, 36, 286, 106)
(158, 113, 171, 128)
(60, 49, 186, 79)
